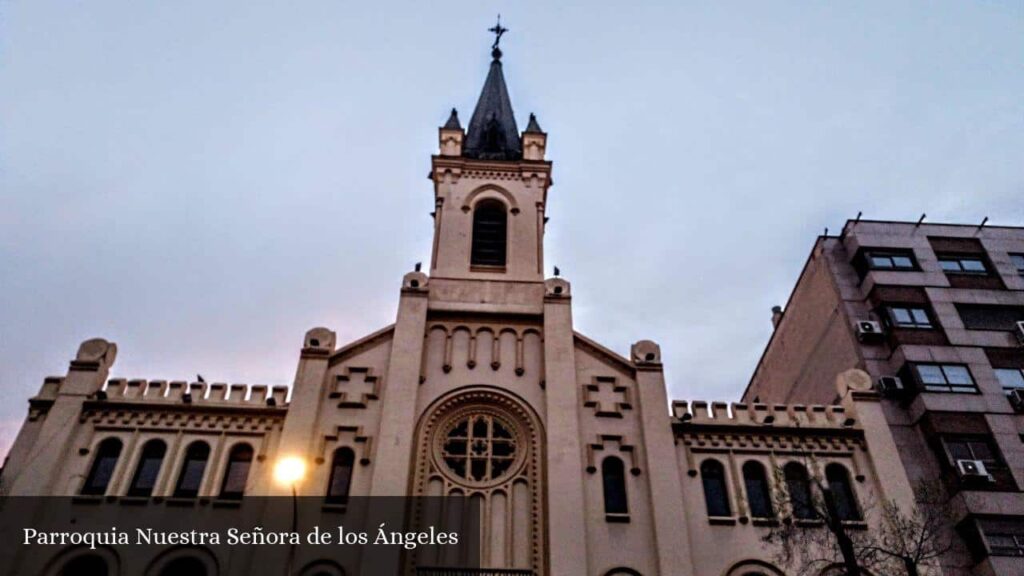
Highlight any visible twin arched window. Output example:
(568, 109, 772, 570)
(471, 200, 508, 267)
(173, 441, 210, 498)
(742, 461, 774, 518)
(82, 438, 123, 496)
(327, 447, 355, 504)
(127, 439, 167, 497)
(602, 456, 629, 515)
(701, 459, 731, 517)
(219, 443, 253, 499)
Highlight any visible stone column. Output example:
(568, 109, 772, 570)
(541, 278, 589, 574)
(5, 338, 116, 495)
(631, 340, 694, 576)
(267, 327, 336, 496)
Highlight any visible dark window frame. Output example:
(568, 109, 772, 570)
(219, 443, 254, 500)
(865, 250, 919, 271)
(127, 439, 167, 498)
(470, 199, 509, 269)
(940, 435, 1005, 470)
(936, 253, 991, 275)
(601, 456, 629, 518)
(1010, 253, 1024, 276)
(700, 459, 732, 518)
(910, 362, 979, 394)
(994, 367, 1024, 395)
(81, 438, 123, 496)
(784, 462, 816, 520)
(173, 441, 210, 498)
(741, 461, 774, 519)
(326, 447, 355, 504)
(825, 464, 862, 522)
(885, 305, 935, 329)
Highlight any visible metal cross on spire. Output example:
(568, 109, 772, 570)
(489, 15, 508, 59)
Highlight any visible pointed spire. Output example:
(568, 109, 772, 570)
(463, 28, 521, 161)
(525, 113, 543, 133)
(443, 108, 462, 130)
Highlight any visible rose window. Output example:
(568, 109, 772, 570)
(440, 413, 519, 483)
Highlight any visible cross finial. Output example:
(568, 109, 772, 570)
(489, 15, 508, 59)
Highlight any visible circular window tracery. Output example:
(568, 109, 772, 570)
(436, 411, 523, 486)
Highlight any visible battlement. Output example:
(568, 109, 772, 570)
(92, 378, 289, 408)
(671, 400, 856, 430)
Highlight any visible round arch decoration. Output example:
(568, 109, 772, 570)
(411, 386, 545, 574)
(461, 184, 521, 214)
(722, 559, 786, 576)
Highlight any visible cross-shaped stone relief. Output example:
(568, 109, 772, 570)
(582, 376, 632, 418)
(330, 367, 380, 409)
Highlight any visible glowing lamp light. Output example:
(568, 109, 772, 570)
(274, 456, 307, 486)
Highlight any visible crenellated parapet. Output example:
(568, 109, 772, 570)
(96, 378, 289, 408)
(671, 400, 857, 431)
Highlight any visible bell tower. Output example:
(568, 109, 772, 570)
(429, 29, 551, 289)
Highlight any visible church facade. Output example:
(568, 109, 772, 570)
(2, 43, 927, 576)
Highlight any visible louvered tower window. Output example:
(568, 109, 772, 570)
(471, 200, 508, 267)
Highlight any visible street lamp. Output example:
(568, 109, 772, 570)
(273, 456, 307, 576)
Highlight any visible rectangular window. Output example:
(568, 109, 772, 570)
(1011, 254, 1024, 276)
(941, 436, 1002, 469)
(867, 250, 917, 271)
(912, 363, 977, 393)
(995, 368, 1024, 394)
(887, 306, 933, 329)
(937, 254, 989, 274)
(981, 520, 1024, 557)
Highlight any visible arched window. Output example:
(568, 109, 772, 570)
(174, 441, 210, 498)
(81, 438, 123, 496)
(159, 556, 208, 576)
(700, 459, 731, 517)
(825, 464, 861, 521)
(470, 199, 508, 267)
(326, 447, 355, 504)
(784, 462, 815, 520)
(127, 439, 166, 497)
(742, 461, 774, 518)
(601, 456, 629, 515)
(60, 554, 110, 576)
(219, 443, 253, 499)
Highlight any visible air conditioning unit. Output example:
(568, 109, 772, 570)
(1015, 321, 1024, 346)
(856, 320, 885, 343)
(1009, 388, 1024, 413)
(877, 376, 905, 397)
(956, 459, 994, 482)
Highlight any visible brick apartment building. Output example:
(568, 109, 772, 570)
(746, 218, 1024, 575)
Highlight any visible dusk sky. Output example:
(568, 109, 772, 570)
(2, 1, 1022, 458)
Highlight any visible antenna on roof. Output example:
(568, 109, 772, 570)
(978, 216, 989, 231)
(915, 213, 926, 228)
(824, 227, 829, 237)
(841, 211, 863, 242)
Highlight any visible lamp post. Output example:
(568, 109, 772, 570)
(273, 456, 307, 576)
